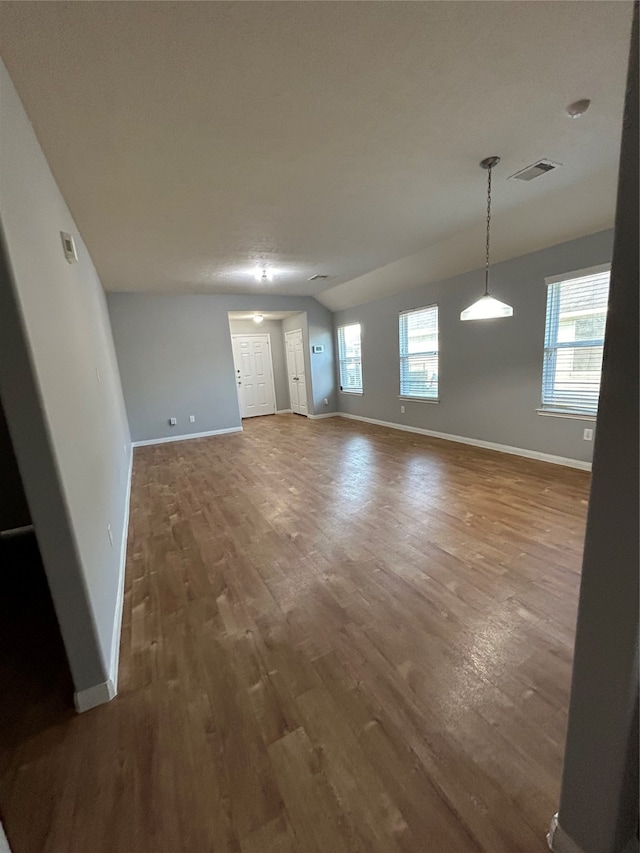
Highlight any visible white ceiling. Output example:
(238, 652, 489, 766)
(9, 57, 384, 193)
(0, 2, 633, 310)
(228, 311, 298, 322)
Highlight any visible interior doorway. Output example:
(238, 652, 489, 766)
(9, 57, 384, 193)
(285, 328, 308, 416)
(231, 334, 277, 418)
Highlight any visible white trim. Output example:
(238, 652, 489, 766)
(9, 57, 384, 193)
(333, 412, 591, 471)
(545, 262, 611, 286)
(0, 523, 35, 538)
(109, 447, 132, 694)
(276, 409, 292, 414)
(339, 390, 363, 396)
(308, 412, 339, 420)
(73, 445, 133, 713)
(0, 821, 12, 853)
(131, 426, 242, 448)
(399, 301, 438, 315)
(547, 817, 587, 853)
(399, 396, 440, 404)
(537, 408, 597, 422)
(74, 678, 116, 713)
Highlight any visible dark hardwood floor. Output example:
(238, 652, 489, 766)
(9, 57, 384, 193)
(0, 414, 590, 852)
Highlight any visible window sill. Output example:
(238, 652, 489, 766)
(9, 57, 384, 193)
(536, 408, 596, 422)
(399, 396, 439, 404)
(339, 390, 363, 396)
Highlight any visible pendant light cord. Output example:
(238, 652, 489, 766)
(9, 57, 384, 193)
(484, 166, 492, 296)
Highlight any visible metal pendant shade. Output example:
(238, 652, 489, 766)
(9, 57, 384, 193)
(460, 156, 514, 321)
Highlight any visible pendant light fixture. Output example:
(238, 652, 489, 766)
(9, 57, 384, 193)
(460, 156, 513, 321)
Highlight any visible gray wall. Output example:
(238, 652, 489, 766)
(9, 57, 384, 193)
(108, 294, 336, 442)
(333, 229, 614, 464)
(558, 8, 638, 852)
(229, 318, 289, 412)
(0, 397, 31, 532)
(0, 58, 131, 693)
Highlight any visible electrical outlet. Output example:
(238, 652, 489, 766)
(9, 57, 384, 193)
(189, 415, 196, 423)
(583, 428, 593, 441)
(323, 398, 328, 406)
(169, 417, 177, 426)
(107, 524, 113, 548)
(400, 405, 405, 414)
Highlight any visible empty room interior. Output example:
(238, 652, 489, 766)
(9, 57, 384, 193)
(0, 3, 637, 853)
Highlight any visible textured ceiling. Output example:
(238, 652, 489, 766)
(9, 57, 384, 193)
(0, 1, 633, 309)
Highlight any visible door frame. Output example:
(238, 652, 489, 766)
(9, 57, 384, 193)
(284, 327, 308, 417)
(231, 333, 278, 418)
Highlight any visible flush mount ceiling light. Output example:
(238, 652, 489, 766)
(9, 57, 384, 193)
(253, 314, 264, 324)
(460, 156, 514, 322)
(254, 268, 274, 283)
(566, 98, 591, 118)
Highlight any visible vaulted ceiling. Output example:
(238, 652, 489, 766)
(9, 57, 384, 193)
(0, 1, 633, 310)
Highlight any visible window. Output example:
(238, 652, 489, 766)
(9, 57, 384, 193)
(337, 323, 363, 394)
(399, 305, 438, 400)
(542, 265, 610, 415)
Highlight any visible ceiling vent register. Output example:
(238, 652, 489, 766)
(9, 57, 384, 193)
(508, 159, 561, 181)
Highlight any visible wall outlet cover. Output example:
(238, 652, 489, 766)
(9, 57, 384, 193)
(312, 345, 324, 354)
(189, 415, 196, 423)
(169, 417, 177, 426)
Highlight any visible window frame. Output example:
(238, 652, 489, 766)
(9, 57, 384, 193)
(398, 303, 439, 402)
(538, 263, 610, 420)
(336, 321, 364, 395)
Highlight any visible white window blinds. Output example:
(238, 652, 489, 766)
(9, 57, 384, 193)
(399, 305, 438, 399)
(337, 323, 363, 394)
(542, 266, 610, 414)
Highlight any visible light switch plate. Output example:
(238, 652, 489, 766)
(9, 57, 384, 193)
(60, 231, 78, 263)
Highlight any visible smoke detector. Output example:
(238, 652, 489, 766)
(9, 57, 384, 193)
(508, 159, 561, 182)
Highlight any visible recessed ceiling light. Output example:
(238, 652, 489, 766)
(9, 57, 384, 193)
(566, 98, 591, 118)
(253, 314, 264, 324)
(254, 268, 274, 283)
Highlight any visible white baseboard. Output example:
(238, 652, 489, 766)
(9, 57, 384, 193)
(0, 523, 35, 539)
(132, 426, 243, 448)
(308, 412, 339, 420)
(547, 816, 586, 853)
(73, 445, 133, 713)
(109, 446, 133, 694)
(0, 821, 12, 853)
(334, 412, 592, 471)
(550, 818, 638, 853)
(74, 678, 117, 713)
(276, 409, 292, 414)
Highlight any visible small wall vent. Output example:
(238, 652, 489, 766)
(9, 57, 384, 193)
(508, 159, 561, 182)
(308, 274, 330, 281)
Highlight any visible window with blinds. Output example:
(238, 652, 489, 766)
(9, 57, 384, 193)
(399, 305, 438, 400)
(337, 322, 363, 394)
(542, 265, 610, 415)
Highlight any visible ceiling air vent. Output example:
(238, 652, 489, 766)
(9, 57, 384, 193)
(508, 159, 561, 182)
(308, 274, 330, 281)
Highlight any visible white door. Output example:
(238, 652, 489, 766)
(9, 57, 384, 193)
(232, 335, 276, 418)
(285, 329, 308, 416)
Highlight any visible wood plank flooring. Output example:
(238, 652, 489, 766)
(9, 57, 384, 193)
(0, 414, 591, 852)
